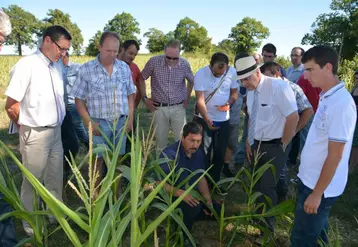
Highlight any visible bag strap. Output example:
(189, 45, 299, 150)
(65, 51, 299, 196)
(204, 67, 230, 104)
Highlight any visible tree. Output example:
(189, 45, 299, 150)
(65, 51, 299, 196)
(228, 17, 270, 54)
(301, 0, 358, 60)
(85, 30, 101, 56)
(42, 9, 84, 55)
(216, 39, 235, 55)
(104, 12, 141, 45)
(144, 28, 174, 53)
(3, 5, 41, 55)
(173, 17, 211, 53)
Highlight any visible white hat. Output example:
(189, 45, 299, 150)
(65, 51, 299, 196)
(234, 56, 259, 80)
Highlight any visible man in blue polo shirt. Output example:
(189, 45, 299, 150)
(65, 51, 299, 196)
(157, 122, 221, 247)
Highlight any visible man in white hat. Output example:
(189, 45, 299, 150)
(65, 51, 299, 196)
(235, 55, 299, 235)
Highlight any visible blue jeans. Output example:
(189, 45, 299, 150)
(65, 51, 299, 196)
(234, 113, 248, 164)
(300, 116, 313, 151)
(68, 103, 89, 146)
(92, 117, 127, 157)
(0, 193, 17, 246)
(291, 181, 339, 247)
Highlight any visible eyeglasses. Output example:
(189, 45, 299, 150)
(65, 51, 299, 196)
(165, 56, 179, 60)
(50, 37, 69, 53)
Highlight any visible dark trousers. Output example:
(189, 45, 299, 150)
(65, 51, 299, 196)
(251, 140, 287, 232)
(290, 181, 339, 247)
(178, 200, 221, 232)
(61, 111, 79, 179)
(0, 193, 17, 247)
(195, 118, 230, 185)
(288, 131, 300, 165)
(68, 103, 89, 148)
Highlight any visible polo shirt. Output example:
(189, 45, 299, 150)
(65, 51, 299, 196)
(297, 75, 322, 113)
(287, 64, 304, 83)
(246, 75, 297, 141)
(298, 82, 357, 197)
(194, 66, 238, 122)
(5, 50, 65, 127)
(159, 141, 205, 190)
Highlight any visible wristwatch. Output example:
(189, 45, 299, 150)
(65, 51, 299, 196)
(142, 96, 148, 102)
(280, 141, 287, 152)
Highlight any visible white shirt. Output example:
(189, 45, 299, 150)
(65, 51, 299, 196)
(5, 50, 65, 127)
(298, 83, 357, 198)
(246, 75, 297, 141)
(194, 66, 238, 122)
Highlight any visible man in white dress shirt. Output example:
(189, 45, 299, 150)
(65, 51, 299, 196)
(5, 25, 71, 236)
(235, 55, 299, 235)
(290, 45, 357, 247)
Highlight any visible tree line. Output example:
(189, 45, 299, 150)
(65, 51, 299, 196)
(3, 0, 357, 60)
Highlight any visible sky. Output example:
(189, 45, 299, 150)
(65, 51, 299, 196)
(1, 0, 333, 56)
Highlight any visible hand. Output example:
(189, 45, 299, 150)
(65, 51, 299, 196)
(245, 139, 252, 161)
(177, 189, 200, 208)
(145, 98, 157, 112)
(205, 118, 218, 131)
(203, 199, 213, 216)
(91, 122, 101, 136)
(126, 117, 133, 132)
(304, 192, 322, 214)
(183, 99, 189, 108)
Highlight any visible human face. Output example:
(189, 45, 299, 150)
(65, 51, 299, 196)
(262, 50, 275, 62)
(290, 48, 303, 66)
(181, 133, 202, 155)
(240, 69, 260, 91)
(164, 47, 180, 66)
(253, 54, 261, 64)
(211, 62, 228, 77)
(98, 37, 120, 65)
(44, 36, 71, 62)
(121, 44, 138, 64)
(303, 60, 332, 89)
(62, 55, 69, 66)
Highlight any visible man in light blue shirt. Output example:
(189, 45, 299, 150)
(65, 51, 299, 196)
(287, 47, 305, 83)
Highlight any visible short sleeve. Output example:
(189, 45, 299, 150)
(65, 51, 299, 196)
(71, 66, 88, 100)
(5, 59, 31, 102)
(230, 68, 239, 89)
(193, 68, 206, 91)
(328, 102, 357, 143)
(274, 82, 298, 117)
(141, 57, 153, 80)
(184, 61, 194, 84)
(126, 67, 136, 96)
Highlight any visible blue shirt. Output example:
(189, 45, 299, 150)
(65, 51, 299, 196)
(159, 141, 205, 189)
(63, 62, 81, 104)
(286, 64, 304, 83)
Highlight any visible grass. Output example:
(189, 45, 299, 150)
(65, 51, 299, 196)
(0, 54, 358, 246)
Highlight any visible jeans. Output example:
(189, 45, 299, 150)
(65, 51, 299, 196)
(291, 181, 339, 247)
(300, 116, 313, 151)
(195, 117, 230, 185)
(68, 103, 89, 147)
(288, 131, 301, 165)
(235, 113, 248, 164)
(0, 193, 17, 247)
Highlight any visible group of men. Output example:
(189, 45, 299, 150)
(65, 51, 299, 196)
(1, 13, 357, 247)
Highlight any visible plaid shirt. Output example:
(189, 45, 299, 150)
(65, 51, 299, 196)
(284, 78, 312, 114)
(141, 55, 194, 104)
(72, 57, 136, 121)
(63, 62, 81, 104)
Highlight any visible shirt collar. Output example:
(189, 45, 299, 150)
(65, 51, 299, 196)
(292, 64, 304, 72)
(320, 82, 345, 98)
(36, 49, 52, 67)
(179, 142, 196, 160)
(93, 55, 119, 74)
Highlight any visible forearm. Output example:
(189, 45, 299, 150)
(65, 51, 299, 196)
(75, 98, 91, 128)
(281, 112, 299, 144)
(127, 94, 135, 119)
(5, 98, 20, 126)
(227, 89, 238, 105)
(197, 99, 209, 121)
(156, 181, 182, 197)
(296, 108, 314, 133)
(139, 76, 147, 98)
(197, 178, 211, 202)
(186, 82, 194, 102)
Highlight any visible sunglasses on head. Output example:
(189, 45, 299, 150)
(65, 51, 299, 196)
(166, 56, 179, 60)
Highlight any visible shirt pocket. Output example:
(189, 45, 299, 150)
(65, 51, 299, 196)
(258, 104, 274, 121)
(89, 78, 105, 96)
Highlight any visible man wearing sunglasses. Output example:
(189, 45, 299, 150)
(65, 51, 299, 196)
(5, 25, 71, 236)
(141, 39, 194, 149)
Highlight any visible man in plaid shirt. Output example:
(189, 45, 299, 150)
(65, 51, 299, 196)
(260, 61, 314, 202)
(140, 40, 194, 149)
(72, 32, 136, 193)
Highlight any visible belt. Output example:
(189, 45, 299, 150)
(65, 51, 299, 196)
(153, 101, 184, 107)
(254, 138, 281, 144)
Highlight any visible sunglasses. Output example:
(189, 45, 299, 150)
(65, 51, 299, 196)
(166, 56, 179, 60)
(50, 37, 69, 53)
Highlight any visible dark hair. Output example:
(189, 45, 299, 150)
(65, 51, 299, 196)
(292, 47, 305, 56)
(260, 61, 281, 75)
(121, 39, 140, 51)
(210, 52, 229, 67)
(165, 39, 181, 50)
(234, 52, 250, 64)
(262, 43, 277, 55)
(65, 51, 69, 57)
(42, 25, 72, 42)
(302, 45, 339, 75)
(183, 122, 202, 138)
(99, 31, 120, 46)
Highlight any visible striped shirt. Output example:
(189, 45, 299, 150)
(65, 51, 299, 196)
(71, 56, 136, 121)
(141, 55, 194, 104)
